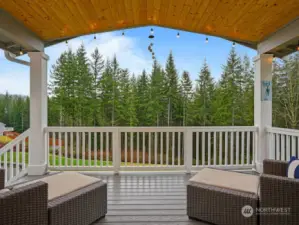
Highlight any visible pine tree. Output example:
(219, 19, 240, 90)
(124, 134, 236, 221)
(165, 51, 180, 126)
(193, 60, 214, 125)
(180, 71, 193, 126)
(136, 70, 150, 126)
(90, 47, 104, 126)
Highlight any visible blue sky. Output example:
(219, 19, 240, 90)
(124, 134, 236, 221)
(0, 26, 256, 95)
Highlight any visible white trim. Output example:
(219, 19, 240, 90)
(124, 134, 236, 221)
(0, 9, 44, 52)
(258, 17, 299, 55)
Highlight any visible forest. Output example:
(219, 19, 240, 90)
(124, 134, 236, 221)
(0, 45, 299, 133)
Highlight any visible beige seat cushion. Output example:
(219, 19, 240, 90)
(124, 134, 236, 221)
(0, 188, 10, 194)
(189, 168, 259, 195)
(14, 172, 100, 200)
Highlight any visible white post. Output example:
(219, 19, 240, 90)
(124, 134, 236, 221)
(184, 129, 193, 173)
(113, 128, 121, 174)
(27, 52, 49, 175)
(254, 54, 273, 173)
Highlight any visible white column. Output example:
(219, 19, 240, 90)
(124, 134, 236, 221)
(254, 54, 273, 173)
(27, 52, 49, 175)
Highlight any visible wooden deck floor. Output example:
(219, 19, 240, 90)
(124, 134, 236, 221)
(91, 173, 208, 225)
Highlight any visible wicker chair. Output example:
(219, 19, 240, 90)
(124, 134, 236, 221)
(0, 168, 107, 225)
(260, 159, 299, 225)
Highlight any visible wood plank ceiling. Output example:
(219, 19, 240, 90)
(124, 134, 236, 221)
(0, 0, 299, 46)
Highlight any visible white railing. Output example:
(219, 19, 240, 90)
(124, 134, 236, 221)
(0, 129, 30, 185)
(266, 127, 299, 161)
(45, 126, 257, 172)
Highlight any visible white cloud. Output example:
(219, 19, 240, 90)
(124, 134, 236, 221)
(0, 32, 151, 95)
(46, 32, 152, 75)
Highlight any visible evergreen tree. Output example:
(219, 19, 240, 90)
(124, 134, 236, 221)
(180, 71, 193, 126)
(193, 60, 214, 125)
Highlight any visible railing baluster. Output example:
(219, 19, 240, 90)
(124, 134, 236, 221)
(155, 132, 158, 166)
(142, 132, 145, 165)
(277, 134, 280, 160)
(292, 136, 296, 158)
(76, 132, 79, 166)
(137, 132, 140, 166)
(241, 131, 244, 165)
(71, 132, 74, 166)
(88, 132, 91, 166)
(230, 131, 234, 165)
(166, 132, 169, 166)
(246, 132, 250, 164)
(82, 132, 85, 167)
(208, 132, 211, 166)
(149, 132, 152, 165)
(22, 139, 25, 170)
(202, 132, 205, 166)
(94, 132, 97, 166)
(65, 132, 68, 166)
(125, 132, 128, 166)
(160, 132, 163, 166)
(281, 134, 285, 161)
(100, 132, 103, 167)
(196, 132, 199, 166)
(178, 132, 181, 166)
(53, 132, 56, 166)
(236, 131, 239, 165)
(225, 131, 228, 165)
(4, 152, 7, 183)
(213, 132, 217, 165)
(59, 132, 62, 167)
(172, 132, 175, 166)
(10, 149, 13, 180)
(16, 142, 20, 175)
(106, 132, 109, 166)
(219, 132, 222, 165)
(130, 132, 133, 165)
(286, 135, 290, 160)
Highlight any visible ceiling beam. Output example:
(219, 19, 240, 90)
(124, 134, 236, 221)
(258, 17, 299, 55)
(0, 9, 44, 52)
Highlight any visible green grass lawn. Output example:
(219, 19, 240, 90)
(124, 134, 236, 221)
(0, 152, 113, 166)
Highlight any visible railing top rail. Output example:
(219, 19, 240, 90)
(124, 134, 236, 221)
(266, 126, 299, 136)
(45, 126, 258, 133)
(0, 129, 30, 154)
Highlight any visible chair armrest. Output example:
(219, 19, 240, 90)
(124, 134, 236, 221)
(0, 181, 48, 225)
(0, 169, 4, 190)
(263, 159, 288, 177)
(260, 174, 299, 225)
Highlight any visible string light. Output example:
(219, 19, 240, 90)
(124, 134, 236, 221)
(205, 37, 208, 43)
(65, 40, 68, 44)
(176, 32, 180, 38)
(122, 31, 125, 36)
(150, 28, 154, 34)
(19, 47, 23, 55)
(94, 34, 96, 40)
(232, 41, 236, 47)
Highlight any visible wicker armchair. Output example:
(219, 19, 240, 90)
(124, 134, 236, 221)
(260, 159, 299, 225)
(0, 168, 107, 225)
(0, 168, 48, 225)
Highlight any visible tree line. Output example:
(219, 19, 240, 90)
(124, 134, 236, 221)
(1, 45, 299, 133)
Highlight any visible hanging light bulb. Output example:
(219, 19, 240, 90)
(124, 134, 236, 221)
(19, 47, 23, 55)
(122, 31, 125, 36)
(150, 28, 154, 34)
(176, 32, 180, 38)
(205, 37, 208, 43)
(94, 34, 96, 40)
(232, 41, 236, 47)
(66, 40, 68, 44)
